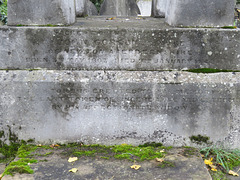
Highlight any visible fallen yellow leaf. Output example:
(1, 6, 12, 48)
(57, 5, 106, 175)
(160, 150, 165, 153)
(121, 143, 128, 146)
(131, 165, 141, 170)
(68, 157, 78, 163)
(156, 158, 164, 162)
(211, 168, 217, 172)
(204, 159, 213, 165)
(69, 168, 78, 173)
(229, 170, 239, 176)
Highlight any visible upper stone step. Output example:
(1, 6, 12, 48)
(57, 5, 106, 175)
(0, 17, 240, 71)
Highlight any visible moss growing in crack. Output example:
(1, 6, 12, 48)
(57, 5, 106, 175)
(185, 68, 240, 73)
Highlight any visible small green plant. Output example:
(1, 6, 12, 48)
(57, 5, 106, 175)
(201, 146, 240, 171)
(0, 0, 7, 24)
(90, 0, 104, 12)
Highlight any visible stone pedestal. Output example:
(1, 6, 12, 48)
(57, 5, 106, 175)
(165, 0, 235, 27)
(100, 0, 140, 16)
(8, 0, 76, 25)
(152, 0, 167, 18)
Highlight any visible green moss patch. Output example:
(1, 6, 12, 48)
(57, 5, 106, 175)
(186, 68, 240, 73)
(3, 158, 38, 176)
(190, 135, 211, 145)
(157, 161, 175, 168)
(70, 143, 167, 162)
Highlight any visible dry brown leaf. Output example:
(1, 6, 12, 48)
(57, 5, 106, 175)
(107, 17, 116, 20)
(69, 168, 78, 173)
(130, 165, 141, 170)
(229, 170, 239, 176)
(50, 144, 60, 148)
(68, 157, 78, 163)
(156, 158, 164, 162)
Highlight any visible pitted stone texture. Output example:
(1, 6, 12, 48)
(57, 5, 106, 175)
(0, 70, 240, 148)
(8, 0, 76, 25)
(100, 0, 140, 16)
(152, 0, 167, 18)
(75, 0, 98, 17)
(1, 19, 240, 70)
(166, 0, 235, 27)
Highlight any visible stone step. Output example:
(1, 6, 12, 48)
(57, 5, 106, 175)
(1, 147, 212, 180)
(1, 18, 239, 71)
(0, 70, 239, 148)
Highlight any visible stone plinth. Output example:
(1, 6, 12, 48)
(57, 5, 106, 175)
(152, 0, 167, 18)
(8, 0, 76, 25)
(100, 0, 140, 16)
(0, 70, 239, 148)
(166, 0, 235, 27)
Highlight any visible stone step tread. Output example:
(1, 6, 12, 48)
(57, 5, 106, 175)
(1, 147, 212, 180)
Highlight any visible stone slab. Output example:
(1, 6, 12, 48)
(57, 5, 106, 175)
(0, 70, 240, 148)
(1, 18, 240, 70)
(166, 0, 235, 27)
(7, 0, 76, 25)
(100, 0, 141, 16)
(2, 147, 212, 180)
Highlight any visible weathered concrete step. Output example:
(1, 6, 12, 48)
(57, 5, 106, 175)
(0, 70, 239, 148)
(1, 147, 212, 180)
(1, 18, 240, 71)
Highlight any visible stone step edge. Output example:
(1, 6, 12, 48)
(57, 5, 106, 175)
(0, 70, 238, 84)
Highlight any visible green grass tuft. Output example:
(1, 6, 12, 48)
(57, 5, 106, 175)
(201, 146, 240, 171)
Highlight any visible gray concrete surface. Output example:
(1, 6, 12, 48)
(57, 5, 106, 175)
(7, 0, 76, 25)
(165, 0, 235, 27)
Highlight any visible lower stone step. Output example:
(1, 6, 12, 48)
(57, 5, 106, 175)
(0, 70, 239, 148)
